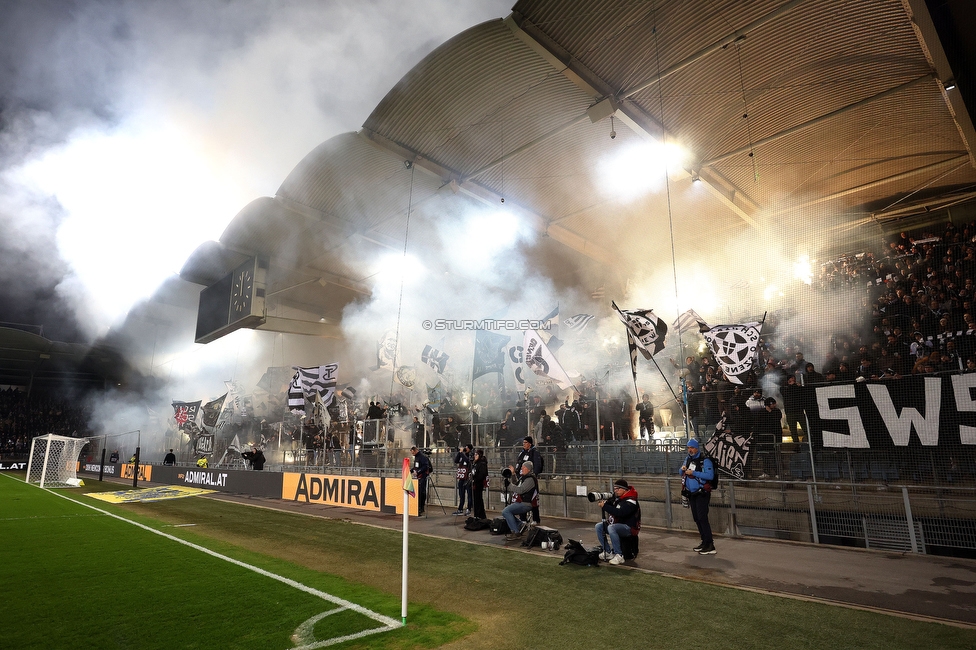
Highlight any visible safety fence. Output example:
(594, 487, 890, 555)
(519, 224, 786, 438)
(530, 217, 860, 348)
(415, 471, 976, 557)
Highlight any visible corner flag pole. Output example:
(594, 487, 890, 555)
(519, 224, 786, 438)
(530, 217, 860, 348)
(401, 456, 412, 626)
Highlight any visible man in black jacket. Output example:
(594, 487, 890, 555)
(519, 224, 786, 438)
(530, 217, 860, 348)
(515, 436, 543, 524)
(242, 445, 266, 470)
(411, 446, 432, 516)
(595, 479, 641, 565)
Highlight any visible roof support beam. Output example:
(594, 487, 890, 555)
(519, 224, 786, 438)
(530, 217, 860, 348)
(699, 74, 935, 168)
(766, 155, 970, 216)
(359, 129, 616, 265)
(506, 12, 760, 228)
(902, 0, 976, 169)
(620, 0, 813, 100)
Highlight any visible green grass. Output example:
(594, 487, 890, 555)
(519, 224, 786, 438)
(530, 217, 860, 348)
(3, 473, 976, 649)
(0, 475, 467, 649)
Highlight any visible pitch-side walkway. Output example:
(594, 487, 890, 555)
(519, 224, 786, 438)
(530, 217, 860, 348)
(199, 491, 976, 628)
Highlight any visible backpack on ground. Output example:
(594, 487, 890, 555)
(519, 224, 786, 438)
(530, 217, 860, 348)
(463, 516, 491, 531)
(559, 539, 601, 566)
(522, 525, 562, 550)
(489, 516, 510, 535)
(621, 534, 639, 560)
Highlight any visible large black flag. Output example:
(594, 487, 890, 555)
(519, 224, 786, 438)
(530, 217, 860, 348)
(472, 330, 510, 379)
(172, 401, 201, 430)
(201, 393, 227, 428)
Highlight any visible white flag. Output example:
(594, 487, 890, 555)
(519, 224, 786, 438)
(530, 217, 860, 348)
(523, 330, 574, 390)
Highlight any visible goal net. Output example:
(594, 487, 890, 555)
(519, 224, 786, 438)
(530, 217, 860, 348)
(27, 434, 90, 488)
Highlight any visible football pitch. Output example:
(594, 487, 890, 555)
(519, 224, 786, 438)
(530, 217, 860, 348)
(3, 473, 976, 650)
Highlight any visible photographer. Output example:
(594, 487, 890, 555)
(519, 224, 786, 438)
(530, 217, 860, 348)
(502, 460, 539, 541)
(452, 444, 473, 516)
(411, 446, 432, 516)
(595, 479, 641, 565)
(515, 436, 543, 524)
(471, 448, 489, 519)
(241, 445, 265, 470)
(681, 439, 717, 555)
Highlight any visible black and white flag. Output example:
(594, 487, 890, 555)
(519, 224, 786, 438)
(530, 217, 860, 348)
(421, 344, 450, 374)
(201, 393, 227, 428)
(699, 321, 762, 385)
(523, 329, 574, 390)
(294, 363, 339, 406)
(539, 305, 563, 352)
(564, 313, 595, 335)
(612, 301, 668, 358)
(672, 308, 704, 334)
(703, 430, 752, 479)
(287, 372, 305, 413)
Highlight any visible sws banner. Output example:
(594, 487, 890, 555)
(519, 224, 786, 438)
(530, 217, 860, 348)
(805, 373, 976, 449)
(282, 472, 415, 515)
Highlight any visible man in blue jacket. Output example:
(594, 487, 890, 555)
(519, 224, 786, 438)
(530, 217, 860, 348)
(681, 439, 717, 555)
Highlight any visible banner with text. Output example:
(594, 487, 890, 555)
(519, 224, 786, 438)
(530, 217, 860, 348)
(805, 373, 976, 449)
(281, 472, 415, 515)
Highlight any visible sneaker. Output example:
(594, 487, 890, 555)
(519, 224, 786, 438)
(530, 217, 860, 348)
(464, 509, 471, 516)
(698, 543, 717, 555)
(599, 551, 613, 561)
(609, 554, 625, 565)
(505, 532, 523, 541)
(693, 542, 705, 552)
(451, 510, 464, 516)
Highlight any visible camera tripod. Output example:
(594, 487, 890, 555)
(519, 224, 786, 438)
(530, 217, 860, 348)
(422, 474, 449, 517)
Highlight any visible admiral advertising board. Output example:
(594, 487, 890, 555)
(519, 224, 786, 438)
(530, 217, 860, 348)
(120, 463, 152, 481)
(150, 465, 283, 498)
(282, 472, 416, 515)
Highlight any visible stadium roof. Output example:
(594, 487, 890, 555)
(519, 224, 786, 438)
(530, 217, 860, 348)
(181, 0, 976, 333)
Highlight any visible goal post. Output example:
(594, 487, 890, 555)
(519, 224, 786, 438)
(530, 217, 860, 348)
(26, 434, 90, 488)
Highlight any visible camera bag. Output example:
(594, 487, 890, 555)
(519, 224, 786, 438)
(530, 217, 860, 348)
(522, 525, 562, 550)
(489, 516, 510, 535)
(621, 534, 639, 560)
(463, 516, 491, 531)
(559, 539, 601, 566)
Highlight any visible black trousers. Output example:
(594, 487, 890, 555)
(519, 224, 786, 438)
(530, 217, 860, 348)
(417, 476, 428, 514)
(473, 486, 486, 519)
(689, 491, 712, 545)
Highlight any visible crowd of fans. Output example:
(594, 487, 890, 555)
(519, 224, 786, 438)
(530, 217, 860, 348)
(0, 388, 93, 457)
(5, 222, 975, 460)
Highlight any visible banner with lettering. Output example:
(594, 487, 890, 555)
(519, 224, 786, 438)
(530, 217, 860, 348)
(804, 373, 976, 449)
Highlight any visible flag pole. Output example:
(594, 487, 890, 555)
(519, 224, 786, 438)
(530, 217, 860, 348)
(401, 456, 411, 626)
(401, 484, 409, 626)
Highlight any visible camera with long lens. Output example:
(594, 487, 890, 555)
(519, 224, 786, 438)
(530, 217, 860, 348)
(587, 491, 613, 503)
(501, 467, 513, 479)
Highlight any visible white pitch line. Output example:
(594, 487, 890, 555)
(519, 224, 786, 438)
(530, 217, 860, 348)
(4, 474, 401, 639)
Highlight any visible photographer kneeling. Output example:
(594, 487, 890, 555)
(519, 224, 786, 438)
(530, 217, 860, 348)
(595, 479, 641, 565)
(502, 461, 539, 540)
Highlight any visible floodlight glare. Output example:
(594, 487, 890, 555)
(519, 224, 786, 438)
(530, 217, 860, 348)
(598, 140, 689, 202)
